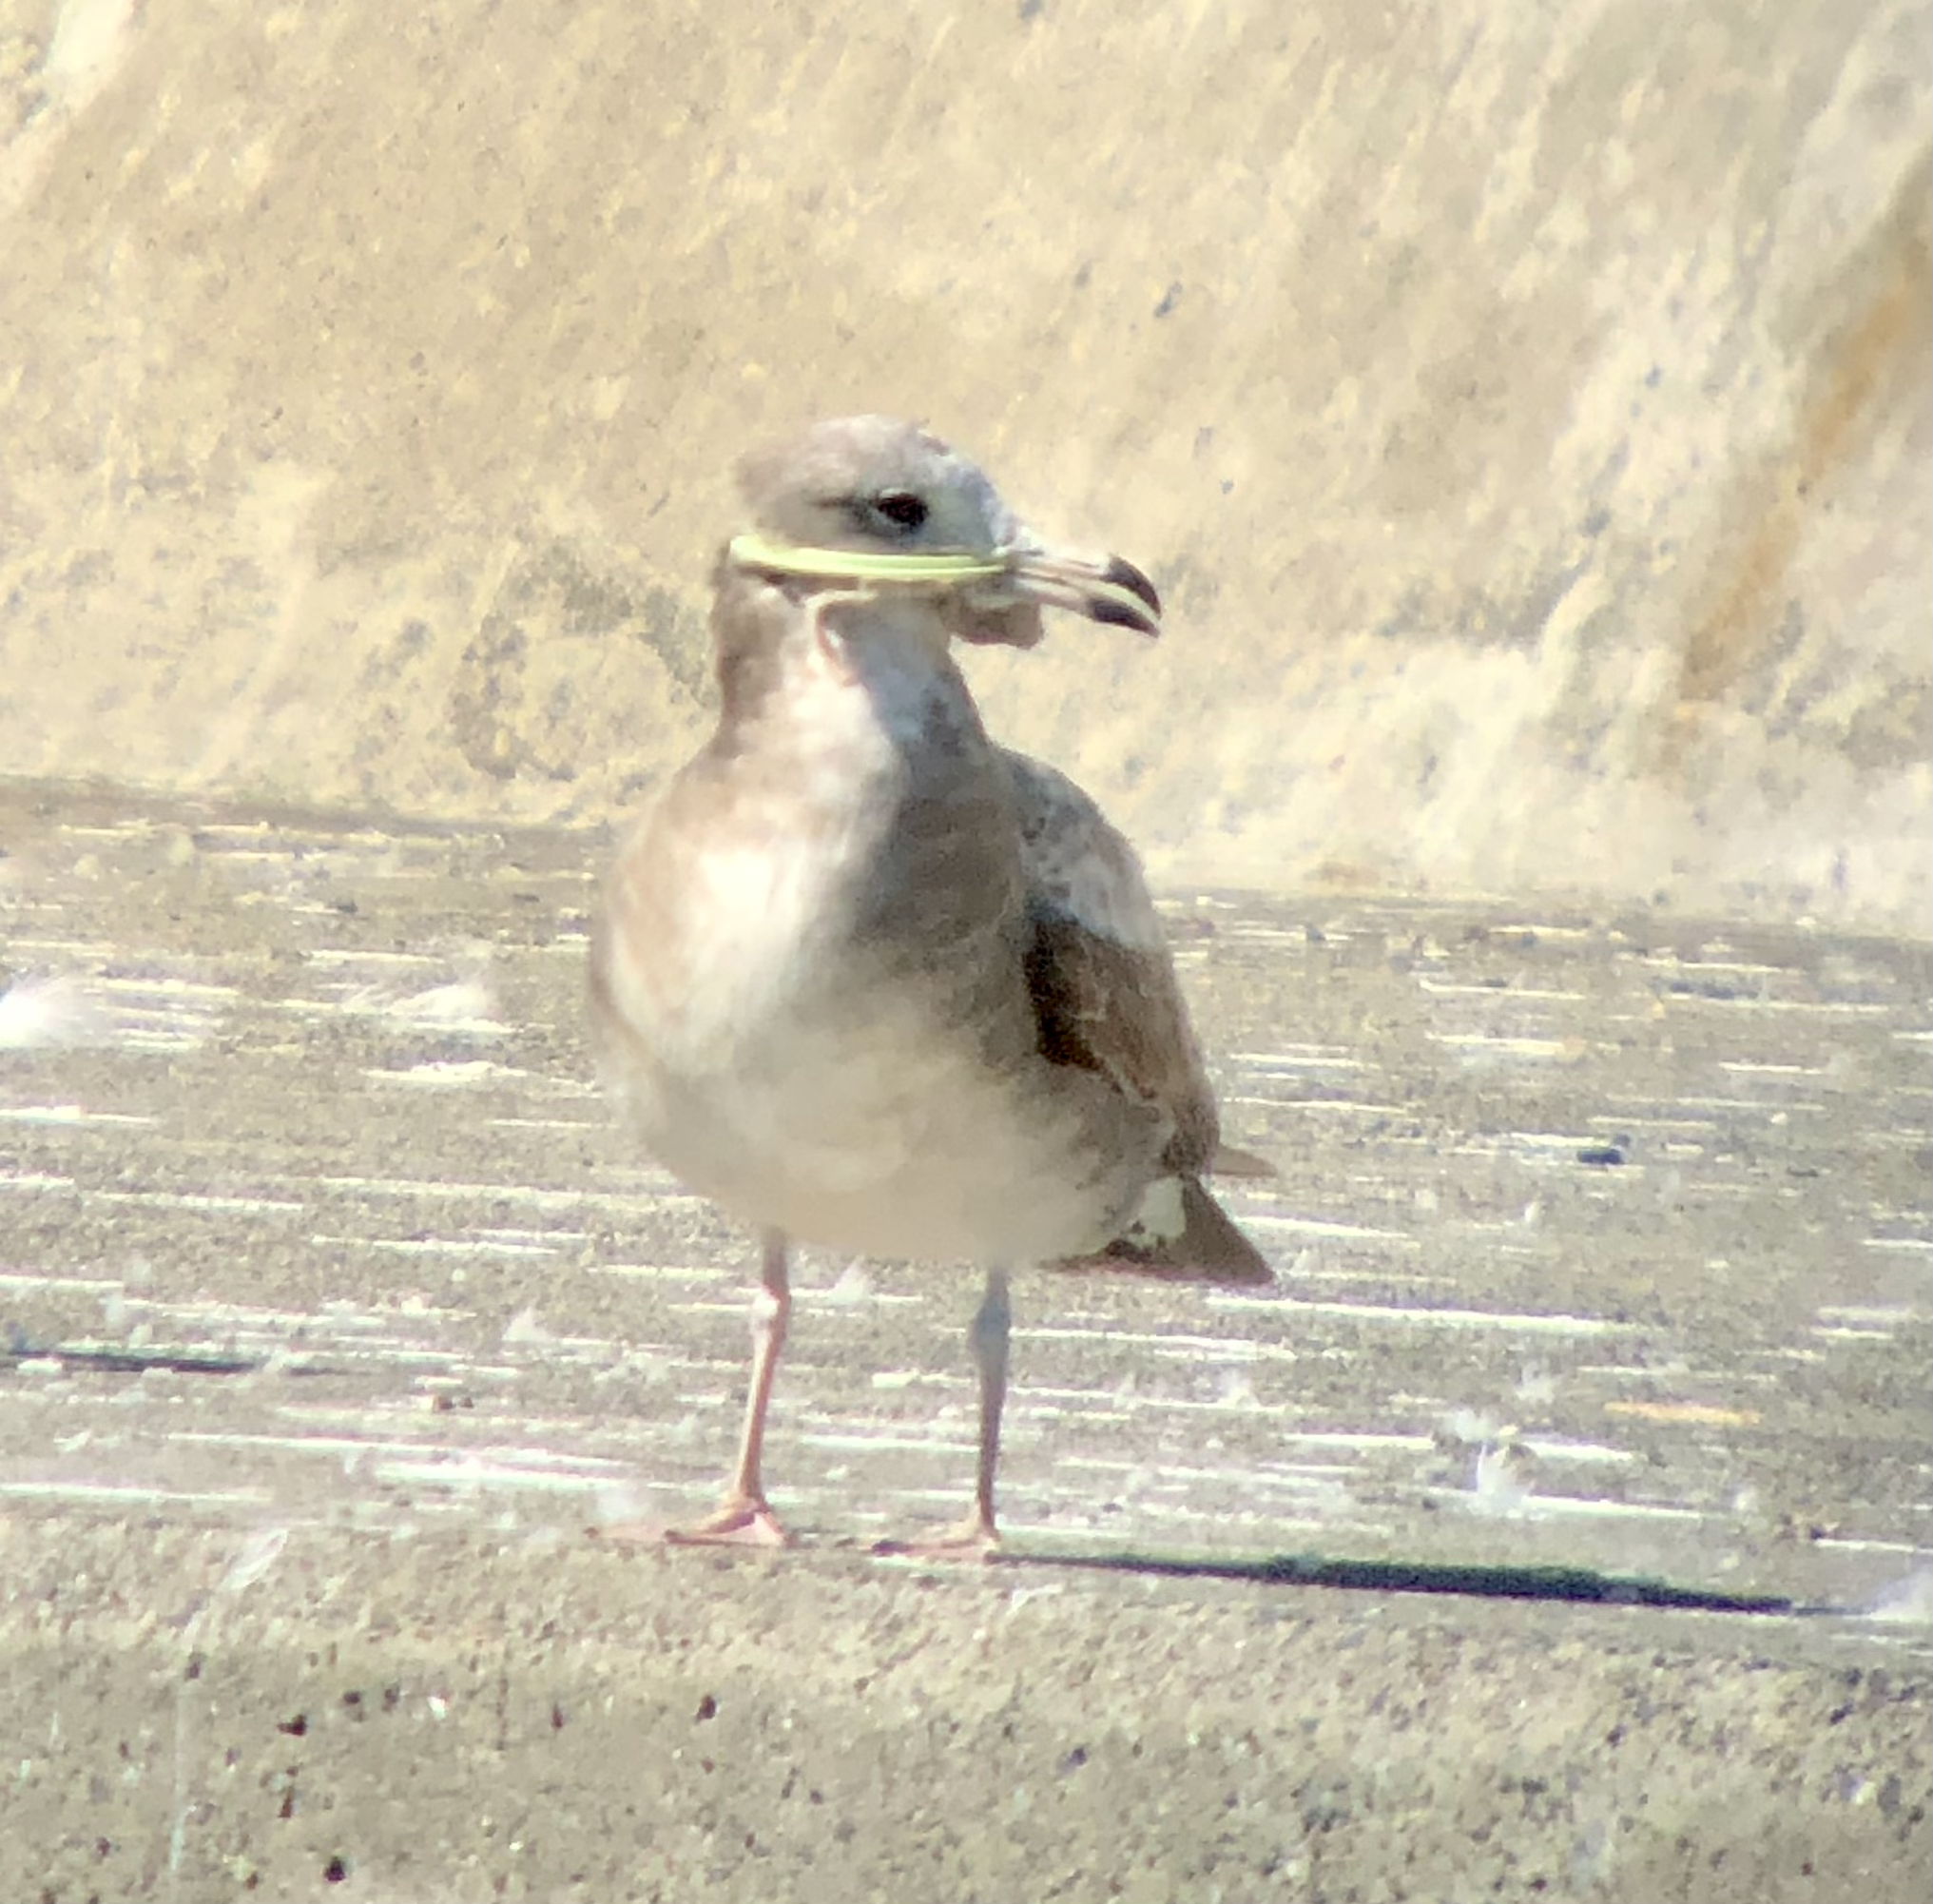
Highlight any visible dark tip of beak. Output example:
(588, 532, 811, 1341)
(1092, 595, 1159, 633)
(1103, 555, 1162, 620)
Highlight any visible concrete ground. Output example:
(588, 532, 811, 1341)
(2, 781, 1929, 1900)
(4, 6, 1928, 1897)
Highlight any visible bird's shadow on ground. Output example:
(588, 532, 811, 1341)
(981, 1546, 1810, 1617)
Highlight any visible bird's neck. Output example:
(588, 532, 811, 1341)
(686, 569, 1026, 982)
(707, 570, 994, 780)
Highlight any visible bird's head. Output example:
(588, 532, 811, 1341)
(728, 415, 1161, 649)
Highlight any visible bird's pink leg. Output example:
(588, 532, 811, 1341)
(878, 1265, 1009, 1560)
(665, 1229, 793, 1547)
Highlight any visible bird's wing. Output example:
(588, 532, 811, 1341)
(1005, 748, 1220, 1174)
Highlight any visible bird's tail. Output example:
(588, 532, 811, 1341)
(1056, 1173, 1274, 1286)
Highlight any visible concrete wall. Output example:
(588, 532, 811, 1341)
(2, 0, 1927, 927)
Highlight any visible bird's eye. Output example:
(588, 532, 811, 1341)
(873, 490, 928, 532)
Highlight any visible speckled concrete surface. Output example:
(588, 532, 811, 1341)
(5, 8, 1927, 1889)
(3, 1517, 1929, 1903)
(3, 785, 1930, 1896)
(4, 787, 1929, 1601)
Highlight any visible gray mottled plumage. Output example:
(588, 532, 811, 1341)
(590, 415, 1267, 1550)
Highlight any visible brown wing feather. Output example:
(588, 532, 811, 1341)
(1005, 749, 1219, 1173)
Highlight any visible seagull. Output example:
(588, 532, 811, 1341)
(590, 415, 1269, 1554)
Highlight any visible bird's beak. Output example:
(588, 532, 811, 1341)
(723, 528, 1163, 648)
(982, 538, 1163, 639)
